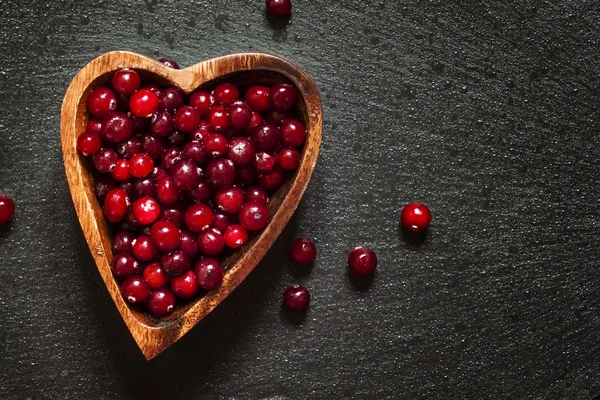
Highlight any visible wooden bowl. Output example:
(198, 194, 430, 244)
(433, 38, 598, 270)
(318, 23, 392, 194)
(60, 51, 322, 360)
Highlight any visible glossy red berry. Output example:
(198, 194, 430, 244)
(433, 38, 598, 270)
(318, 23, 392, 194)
(143, 262, 171, 289)
(194, 258, 224, 290)
(112, 231, 135, 254)
(179, 230, 199, 259)
(229, 102, 252, 130)
(158, 88, 185, 112)
(227, 137, 255, 165)
(283, 285, 310, 312)
(289, 238, 316, 264)
(251, 121, 280, 151)
(211, 212, 236, 233)
(348, 247, 378, 276)
(111, 253, 141, 278)
(238, 202, 269, 231)
(245, 86, 270, 112)
(161, 250, 191, 277)
(257, 164, 285, 190)
(174, 105, 201, 132)
(128, 153, 154, 178)
(278, 147, 300, 171)
(204, 133, 229, 158)
(121, 276, 151, 303)
(87, 118, 103, 135)
(111, 159, 131, 182)
(132, 235, 158, 261)
(117, 136, 142, 159)
(189, 91, 214, 115)
(150, 109, 174, 137)
(400, 202, 432, 232)
(270, 83, 297, 110)
(129, 88, 159, 118)
(266, 0, 292, 17)
(103, 188, 129, 223)
(215, 186, 244, 213)
(0, 194, 15, 224)
(198, 229, 226, 255)
(208, 105, 230, 132)
(206, 158, 235, 187)
(254, 151, 278, 173)
(248, 112, 263, 131)
(224, 224, 248, 248)
(112, 68, 141, 96)
(244, 185, 269, 205)
(132, 196, 161, 225)
(101, 111, 133, 143)
(146, 287, 176, 316)
(212, 82, 240, 106)
(77, 132, 102, 156)
(279, 118, 306, 147)
(156, 177, 180, 205)
(170, 270, 199, 299)
(86, 87, 118, 118)
(159, 57, 180, 69)
(150, 220, 181, 252)
(185, 203, 214, 232)
(93, 148, 118, 173)
(171, 159, 200, 190)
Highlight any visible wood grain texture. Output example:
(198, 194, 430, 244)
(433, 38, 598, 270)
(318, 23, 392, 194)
(60, 51, 322, 359)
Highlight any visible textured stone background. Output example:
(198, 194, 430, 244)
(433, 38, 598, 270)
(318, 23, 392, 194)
(1, 0, 600, 399)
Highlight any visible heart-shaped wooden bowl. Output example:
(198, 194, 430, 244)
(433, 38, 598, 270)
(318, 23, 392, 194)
(60, 51, 322, 360)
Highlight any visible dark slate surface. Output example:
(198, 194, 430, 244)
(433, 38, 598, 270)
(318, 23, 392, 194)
(1, 0, 600, 398)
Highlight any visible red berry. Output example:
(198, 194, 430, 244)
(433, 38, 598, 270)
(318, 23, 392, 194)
(179, 230, 199, 259)
(87, 118, 103, 135)
(156, 177, 180, 205)
(112, 68, 141, 96)
(77, 132, 102, 156)
(86, 87, 118, 118)
(212, 82, 240, 106)
(111, 253, 141, 278)
(175, 105, 201, 132)
(103, 188, 129, 223)
(128, 153, 155, 178)
(279, 118, 306, 147)
(257, 164, 285, 190)
(203, 133, 229, 158)
(189, 91, 214, 114)
(150, 220, 181, 252)
(244, 185, 269, 205)
(266, 0, 292, 17)
(0, 194, 15, 224)
(146, 287, 176, 316)
(159, 57, 180, 69)
(194, 258, 224, 290)
(206, 158, 235, 187)
(228, 102, 252, 130)
(248, 111, 263, 131)
(132, 234, 158, 262)
(143, 262, 171, 289)
(278, 147, 300, 171)
(400, 202, 432, 232)
(289, 238, 316, 264)
(132, 196, 161, 225)
(283, 285, 310, 312)
(251, 121, 280, 151)
(189, 178, 214, 203)
(101, 111, 133, 143)
(158, 88, 184, 112)
(129, 88, 159, 117)
(224, 224, 248, 248)
(348, 247, 377, 276)
(270, 83, 297, 110)
(245, 86, 270, 112)
(170, 270, 199, 299)
(171, 159, 200, 190)
(227, 137, 255, 165)
(238, 202, 269, 231)
(161, 250, 191, 277)
(197, 229, 225, 255)
(121, 276, 150, 303)
(254, 151, 278, 173)
(111, 159, 131, 182)
(185, 203, 214, 232)
(112, 231, 135, 254)
(93, 148, 118, 173)
(208, 105, 230, 132)
(211, 212, 236, 233)
(214, 186, 244, 213)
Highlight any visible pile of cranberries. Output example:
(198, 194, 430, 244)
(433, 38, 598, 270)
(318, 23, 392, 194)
(77, 64, 307, 317)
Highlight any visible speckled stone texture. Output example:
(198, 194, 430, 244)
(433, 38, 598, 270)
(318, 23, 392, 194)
(1, 0, 600, 398)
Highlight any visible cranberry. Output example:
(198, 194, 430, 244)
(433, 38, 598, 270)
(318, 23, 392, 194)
(112, 68, 141, 96)
(121, 276, 151, 303)
(248, 112, 263, 131)
(111, 253, 141, 278)
(132, 234, 158, 261)
(124, 208, 144, 230)
(153, 166, 169, 181)
(189, 91, 214, 115)
(208, 105, 230, 132)
(117, 136, 142, 159)
(215, 186, 244, 213)
(170, 270, 199, 299)
(86, 87, 118, 117)
(257, 164, 285, 190)
(283, 285, 310, 312)
(270, 83, 297, 110)
(190, 178, 214, 203)
(103, 188, 129, 223)
(224, 224, 248, 248)
(229, 102, 252, 130)
(141, 133, 166, 158)
(185, 203, 214, 232)
(159, 57, 180, 69)
(266, 0, 292, 17)
(179, 230, 199, 258)
(190, 121, 211, 142)
(87, 118, 103, 135)
(161, 250, 191, 277)
(174, 105, 201, 132)
(212, 82, 239, 106)
(211, 212, 236, 233)
(0, 195, 15, 224)
(158, 87, 184, 112)
(171, 159, 200, 190)
(129, 88, 159, 118)
(348, 247, 377, 276)
(268, 110, 293, 122)
(244, 185, 269, 205)
(251, 121, 280, 151)
(156, 177, 180, 205)
(401, 202, 432, 232)
(168, 130, 187, 148)
(235, 166, 257, 185)
(245, 86, 270, 112)
(289, 238, 316, 264)
(159, 204, 186, 229)
(112, 230, 135, 254)
(77, 132, 102, 156)
(118, 181, 134, 198)
(132, 196, 160, 225)
(143, 262, 171, 289)
(132, 115, 150, 133)
(194, 258, 224, 290)
(203, 133, 229, 158)
(146, 287, 176, 316)
(161, 146, 183, 171)
(143, 83, 162, 96)
(254, 151, 278, 173)
(133, 176, 156, 199)
(238, 202, 269, 231)
(150, 220, 181, 252)
(197, 229, 225, 255)
(150, 109, 174, 137)
(101, 111, 133, 143)
(111, 159, 131, 182)
(128, 153, 154, 178)
(227, 137, 255, 165)
(278, 147, 300, 171)
(279, 118, 306, 147)
(94, 176, 117, 202)
(206, 158, 235, 187)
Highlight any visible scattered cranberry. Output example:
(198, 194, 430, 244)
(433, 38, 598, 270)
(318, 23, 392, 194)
(160, 146, 183, 171)
(0, 194, 15, 224)
(189, 91, 214, 114)
(213, 82, 239, 106)
(159, 57, 180, 69)
(111, 68, 141, 96)
(103, 188, 129, 223)
(278, 147, 300, 171)
(161, 250, 191, 277)
(146, 287, 177, 316)
(215, 186, 244, 213)
(283, 285, 310, 312)
(170, 270, 199, 299)
(129, 88, 159, 118)
(194, 258, 224, 290)
(224, 224, 248, 248)
(150, 220, 181, 252)
(128, 153, 154, 178)
(185, 203, 214, 232)
(175, 105, 201, 132)
(111, 253, 141, 278)
(289, 238, 316, 264)
(101, 111, 133, 143)
(198, 229, 225, 255)
(141, 133, 166, 159)
(143, 262, 171, 289)
(270, 83, 297, 110)
(93, 148, 118, 173)
(111, 159, 131, 182)
(238, 203, 269, 231)
(132, 196, 160, 225)
(348, 247, 377, 276)
(244, 185, 269, 205)
(121, 276, 150, 303)
(77, 132, 102, 156)
(86, 87, 118, 118)
(245, 86, 270, 112)
(401, 202, 431, 232)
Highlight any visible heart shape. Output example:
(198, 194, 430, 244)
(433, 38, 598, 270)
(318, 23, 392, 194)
(60, 51, 322, 359)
